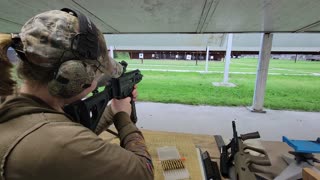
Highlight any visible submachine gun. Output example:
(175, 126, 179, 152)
(63, 61, 142, 132)
(220, 121, 271, 180)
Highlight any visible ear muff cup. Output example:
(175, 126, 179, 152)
(46, 8, 100, 98)
(48, 60, 95, 98)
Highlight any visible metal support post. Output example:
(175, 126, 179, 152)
(250, 33, 273, 112)
(205, 46, 209, 72)
(223, 33, 233, 83)
(109, 46, 114, 58)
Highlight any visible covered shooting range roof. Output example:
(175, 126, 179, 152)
(105, 33, 320, 52)
(1, 0, 320, 33)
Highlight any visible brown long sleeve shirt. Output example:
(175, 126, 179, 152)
(0, 94, 154, 180)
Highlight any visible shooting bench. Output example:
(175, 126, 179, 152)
(100, 129, 320, 180)
(274, 136, 320, 180)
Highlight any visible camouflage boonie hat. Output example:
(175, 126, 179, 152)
(19, 9, 123, 97)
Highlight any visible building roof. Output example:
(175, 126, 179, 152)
(1, 0, 320, 33)
(105, 34, 320, 52)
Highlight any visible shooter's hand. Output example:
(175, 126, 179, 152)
(111, 97, 132, 116)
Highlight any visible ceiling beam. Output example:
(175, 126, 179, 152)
(0, 18, 23, 26)
(294, 20, 320, 33)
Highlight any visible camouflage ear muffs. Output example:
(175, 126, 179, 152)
(13, 8, 124, 98)
(48, 60, 95, 98)
(47, 8, 101, 98)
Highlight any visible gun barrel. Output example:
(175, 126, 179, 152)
(232, 121, 236, 131)
(232, 121, 237, 138)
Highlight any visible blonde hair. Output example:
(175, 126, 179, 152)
(0, 33, 16, 97)
(0, 33, 55, 101)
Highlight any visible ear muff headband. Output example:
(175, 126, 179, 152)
(60, 8, 100, 61)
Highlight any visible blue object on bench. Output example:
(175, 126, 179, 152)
(282, 136, 320, 154)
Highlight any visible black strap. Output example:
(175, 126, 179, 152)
(60, 8, 100, 60)
(11, 34, 28, 63)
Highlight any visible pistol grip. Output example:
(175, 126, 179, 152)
(130, 100, 137, 123)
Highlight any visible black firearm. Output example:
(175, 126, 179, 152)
(63, 61, 143, 131)
(220, 121, 271, 180)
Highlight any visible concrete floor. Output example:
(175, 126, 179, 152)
(135, 102, 320, 141)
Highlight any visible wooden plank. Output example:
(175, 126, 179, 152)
(100, 129, 320, 180)
(303, 168, 320, 180)
(100, 129, 221, 180)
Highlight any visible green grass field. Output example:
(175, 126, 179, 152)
(124, 58, 320, 75)
(116, 58, 320, 111)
